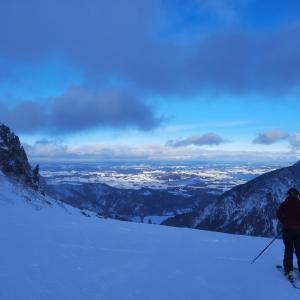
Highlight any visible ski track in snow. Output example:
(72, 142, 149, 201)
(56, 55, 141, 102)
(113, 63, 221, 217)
(0, 177, 299, 300)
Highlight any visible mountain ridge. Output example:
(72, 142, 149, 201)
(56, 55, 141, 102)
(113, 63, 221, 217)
(163, 161, 300, 237)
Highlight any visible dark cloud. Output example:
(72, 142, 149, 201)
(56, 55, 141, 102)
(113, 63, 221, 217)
(1, 100, 47, 132)
(0, 0, 300, 97)
(0, 87, 162, 133)
(166, 133, 228, 147)
(0, 0, 175, 91)
(253, 130, 289, 145)
(0, 0, 160, 58)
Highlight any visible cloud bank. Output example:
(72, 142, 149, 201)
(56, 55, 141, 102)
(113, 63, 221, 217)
(0, 87, 162, 133)
(1, 0, 300, 140)
(24, 140, 297, 162)
(1, 0, 300, 97)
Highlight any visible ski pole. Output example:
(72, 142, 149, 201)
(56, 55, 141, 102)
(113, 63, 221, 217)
(251, 233, 281, 264)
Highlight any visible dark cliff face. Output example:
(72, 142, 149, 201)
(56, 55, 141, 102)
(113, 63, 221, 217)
(163, 162, 300, 237)
(0, 124, 40, 190)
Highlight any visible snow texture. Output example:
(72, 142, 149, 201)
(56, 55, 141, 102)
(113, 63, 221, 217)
(0, 174, 299, 300)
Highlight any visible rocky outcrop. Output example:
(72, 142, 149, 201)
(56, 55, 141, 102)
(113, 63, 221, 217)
(0, 124, 40, 190)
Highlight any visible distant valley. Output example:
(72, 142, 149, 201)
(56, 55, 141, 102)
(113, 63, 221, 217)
(40, 161, 287, 224)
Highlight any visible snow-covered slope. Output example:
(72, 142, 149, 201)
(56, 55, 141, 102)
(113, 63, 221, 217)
(164, 161, 300, 237)
(0, 173, 299, 300)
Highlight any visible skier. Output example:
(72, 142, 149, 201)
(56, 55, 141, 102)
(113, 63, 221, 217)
(277, 188, 300, 280)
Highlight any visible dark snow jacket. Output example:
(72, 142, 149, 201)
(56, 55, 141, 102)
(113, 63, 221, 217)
(277, 196, 300, 229)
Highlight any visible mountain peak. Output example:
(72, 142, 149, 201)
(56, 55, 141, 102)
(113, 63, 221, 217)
(0, 123, 40, 190)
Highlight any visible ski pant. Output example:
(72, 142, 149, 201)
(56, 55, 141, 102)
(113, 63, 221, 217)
(282, 227, 300, 273)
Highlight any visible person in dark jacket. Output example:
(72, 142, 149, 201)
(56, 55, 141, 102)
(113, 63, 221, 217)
(277, 188, 300, 279)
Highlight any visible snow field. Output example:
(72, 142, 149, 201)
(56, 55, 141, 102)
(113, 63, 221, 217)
(0, 176, 298, 300)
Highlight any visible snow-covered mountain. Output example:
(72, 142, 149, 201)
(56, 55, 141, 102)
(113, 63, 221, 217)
(163, 161, 300, 237)
(0, 124, 40, 190)
(0, 167, 299, 300)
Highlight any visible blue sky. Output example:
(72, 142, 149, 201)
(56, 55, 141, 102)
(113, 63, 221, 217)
(1, 0, 300, 161)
